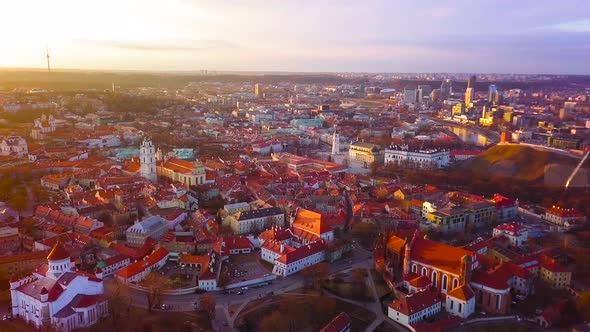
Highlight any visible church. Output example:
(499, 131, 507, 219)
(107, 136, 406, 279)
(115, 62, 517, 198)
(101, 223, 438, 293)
(377, 230, 532, 327)
(9, 243, 108, 331)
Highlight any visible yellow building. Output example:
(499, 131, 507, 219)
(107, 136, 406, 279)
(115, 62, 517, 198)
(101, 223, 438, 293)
(540, 256, 572, 289)
(157, 158, 206, 187)
(349, 142, 380, 164)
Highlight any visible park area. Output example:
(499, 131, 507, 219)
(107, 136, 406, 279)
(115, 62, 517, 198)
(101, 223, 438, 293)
(234, 288, 376, 332)
(322, 268, 374, 302)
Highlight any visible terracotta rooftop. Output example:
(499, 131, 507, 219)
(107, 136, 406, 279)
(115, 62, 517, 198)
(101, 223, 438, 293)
(389, 290, 440, 316)
(47, 242, 70, 261)
(446, 285, 475, 301)
(410, 234, 472, 275)
(292, 208, 332, 236)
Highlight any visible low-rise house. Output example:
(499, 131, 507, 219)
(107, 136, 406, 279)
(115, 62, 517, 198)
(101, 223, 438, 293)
(387, 290, 441, 329)
(114, 247, 169, 283)
(493, 222, 528, 248)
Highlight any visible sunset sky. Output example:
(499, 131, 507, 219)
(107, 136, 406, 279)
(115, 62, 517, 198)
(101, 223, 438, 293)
(1, 0, 589, 73)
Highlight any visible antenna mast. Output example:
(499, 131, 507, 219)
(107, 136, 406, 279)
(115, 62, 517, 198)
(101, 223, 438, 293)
(46, 45, 51, 72)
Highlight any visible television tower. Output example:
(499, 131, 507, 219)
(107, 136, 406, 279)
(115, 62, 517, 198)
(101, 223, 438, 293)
(46, 46, 50, 72)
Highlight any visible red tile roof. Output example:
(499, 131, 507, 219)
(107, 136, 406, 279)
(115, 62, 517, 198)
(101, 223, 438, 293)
(276, 240, 325, 265)
(47, 242, 70, 261)
(389, 290, 440, 316)
(446, 285, 475, 301)
(409, 233, 473, 275)
(292, 208, 332, 237)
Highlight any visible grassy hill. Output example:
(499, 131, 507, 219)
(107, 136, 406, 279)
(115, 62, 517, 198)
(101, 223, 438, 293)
(458, 144, 588, 186)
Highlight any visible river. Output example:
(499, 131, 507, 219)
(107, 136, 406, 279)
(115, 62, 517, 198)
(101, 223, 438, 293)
(444, 126, 493, 147)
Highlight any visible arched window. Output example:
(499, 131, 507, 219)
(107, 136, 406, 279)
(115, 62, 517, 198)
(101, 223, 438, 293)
(432, 271, 438, 287)
(452, 278, 459, 289)
(412, 264, 417, 273)
(442, 275, 448, 290)
(421, 267, 428, 276)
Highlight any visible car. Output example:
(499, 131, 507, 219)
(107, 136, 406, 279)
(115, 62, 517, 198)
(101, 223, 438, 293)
(2, 315, 7, 320)
(236, 291, 244, 295)
(242, 287, 249, 290)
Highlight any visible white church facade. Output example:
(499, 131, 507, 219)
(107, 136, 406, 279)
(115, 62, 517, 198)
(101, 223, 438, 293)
(9, 243, 108, 332)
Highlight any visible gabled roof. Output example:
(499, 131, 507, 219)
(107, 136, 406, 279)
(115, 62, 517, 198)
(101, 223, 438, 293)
(389, 290, 440, 316)
(276, 240, 325, 265)
(410, 234, 472, 275)
(292, 208, 332, 236)
(446, 285, 475, 301)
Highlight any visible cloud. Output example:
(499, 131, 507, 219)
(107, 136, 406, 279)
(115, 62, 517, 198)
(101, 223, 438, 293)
(75, 39, 239, 51)
(536, 19, 590, 32)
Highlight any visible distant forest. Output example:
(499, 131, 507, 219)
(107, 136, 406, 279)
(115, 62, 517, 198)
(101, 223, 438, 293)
(1, 69, 589, 91)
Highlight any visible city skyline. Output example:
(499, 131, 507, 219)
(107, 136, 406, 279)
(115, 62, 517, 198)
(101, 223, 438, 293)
(1, 0, 590, 74)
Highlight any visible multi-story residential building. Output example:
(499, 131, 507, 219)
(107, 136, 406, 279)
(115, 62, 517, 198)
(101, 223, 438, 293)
(157, 157, 206, 187)
(0, 251, 49, 278)
(493, 222, 528, 248)
(230, 207, 285, 234)
(9, 243, 108, 332)
(385, 146, 450, 169)
(126, 216, 168, 248)
(223, 202, 251, 215)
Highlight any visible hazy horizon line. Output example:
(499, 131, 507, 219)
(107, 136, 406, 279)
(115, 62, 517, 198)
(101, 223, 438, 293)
(0, 65, 588, 78)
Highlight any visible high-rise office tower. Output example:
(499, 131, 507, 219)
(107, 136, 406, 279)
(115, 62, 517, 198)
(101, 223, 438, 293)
(467, 75, 477, 89)
(488, 84, 500, 105)
(254, 84, 263, 98)
(417, 85, 432, 103)
(403, 87, 417, 105)
(440, 79, 452, 101)
(465, 87, 474, 108)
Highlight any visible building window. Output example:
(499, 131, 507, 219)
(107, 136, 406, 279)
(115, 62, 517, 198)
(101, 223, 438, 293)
(452, 278, 459, 289)
(458, 303, 462, 313)
(421, 267, 427, 276)
(432, 271, 438, 287)
(442, 275, 448, 290)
